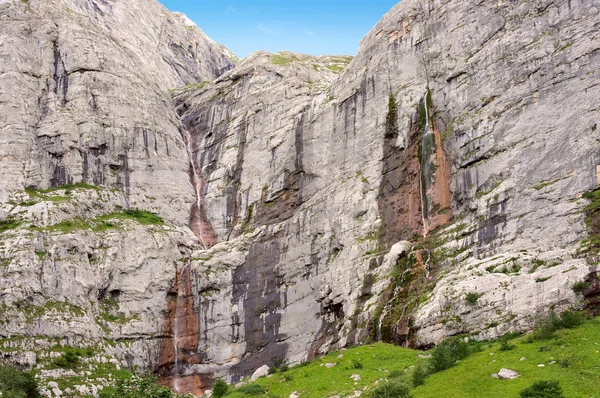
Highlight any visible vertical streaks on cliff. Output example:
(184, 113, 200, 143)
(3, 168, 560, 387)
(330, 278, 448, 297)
(255, 113, 307, 226)
(159, 261, 208, 396)
(378, 92, 423, 247)
(374, 89, 453, 344)
(181, 123, 218, 249)
(418, 90, 452, 235)
(230, 237, 287, 381)
(225, 119, 248, 240)
(52, 40, 68, 107)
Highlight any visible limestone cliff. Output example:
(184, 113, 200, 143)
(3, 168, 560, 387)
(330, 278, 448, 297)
(163, 0, 600, 388)
(1, 0, 599, 396)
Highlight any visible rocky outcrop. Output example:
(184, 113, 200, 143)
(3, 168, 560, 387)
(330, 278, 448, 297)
(0, 0, 235, 225)
(1, 0, 599, 395)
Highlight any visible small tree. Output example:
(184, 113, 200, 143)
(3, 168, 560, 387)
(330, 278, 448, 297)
(429, 337, 470, 373)
(212, 379, 228, 398)
(412, 364, 427, 387)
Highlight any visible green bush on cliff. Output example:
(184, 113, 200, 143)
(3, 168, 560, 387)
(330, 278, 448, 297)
(0, 219, 21, 233)
(99, 374, 187, 398)
(212, 379, 228, 398)
(121, 209, 164, 225)
(0, 365, 40, 398)
(236, 384, 266, 395)
(428, 337, 470, 373)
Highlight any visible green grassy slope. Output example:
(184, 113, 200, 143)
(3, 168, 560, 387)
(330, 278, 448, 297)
(225, 316, 600, 398)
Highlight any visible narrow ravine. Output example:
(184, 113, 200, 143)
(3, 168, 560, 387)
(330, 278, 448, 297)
(159, 261, 208, 396)
(181, 125, 218, 250)
(375, 89, 454, 345)
(419, 92, 434, 237)
(157, 99, 222, 396)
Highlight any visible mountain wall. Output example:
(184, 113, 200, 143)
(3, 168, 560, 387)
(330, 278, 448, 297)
(0, 0, 599, 396)
(166, 0, 600, 388)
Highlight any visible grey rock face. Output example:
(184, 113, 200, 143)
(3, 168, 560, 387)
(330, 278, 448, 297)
(0, 0, 235, 225)
(168, 0, 599, 383)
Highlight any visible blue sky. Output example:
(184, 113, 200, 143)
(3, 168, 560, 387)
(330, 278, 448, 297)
(159, 1, 400, 58)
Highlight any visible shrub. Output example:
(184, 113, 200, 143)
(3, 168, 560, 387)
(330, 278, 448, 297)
(558, 310, 583, 329)
(351, 359, 363, 369)
(429, 337, 470, 374)
(499, 340, 515, 351)
(519, 380, 565, 398)
(237, 384, 266, 395)
(212, 379, 228, 398)
(52, 350, 80, 369)
(0, 365, 40, 398)
(368, 381, 411, 398)
(560, 358, 569, 368)
(412, 364, 427, 387)
(465, 292, 482, 305)
(572, 280, 590, 294)
(388, 370, 403, 379)
(99, 374, 175, 398)
(531, 311, 560, 341)
(531, 310, 584, 341)
(268, 358, 289, 374)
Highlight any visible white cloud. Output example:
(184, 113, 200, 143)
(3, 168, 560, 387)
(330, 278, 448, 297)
(226, 5, 244, 16)
(258, 23, 278, 35)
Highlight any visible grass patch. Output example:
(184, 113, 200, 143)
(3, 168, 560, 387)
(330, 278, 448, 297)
(533, 179, 558, 191)
(29, 209, 164, 233)
(50, 346, 94, 370)
(325, 64, 346, 73)
(465, 292, 483, 305)
(183, 80, 212, 92)
(0, 219, 21, 233)
(271, 53, 298, 65)
(120, 209, 164, 225)
(476, 181, 502, 198)
(26, 182, 98, 196)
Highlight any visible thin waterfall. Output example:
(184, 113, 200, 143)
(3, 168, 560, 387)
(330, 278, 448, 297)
(377, 267, 412, 341)
(419, 92, 434, 237)
(172, 262, 188, 393)
(183, 130, 208, 250)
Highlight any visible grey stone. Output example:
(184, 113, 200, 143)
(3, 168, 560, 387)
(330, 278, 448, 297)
(250, 365, 270, 381)
(498, 369, 520, 380)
